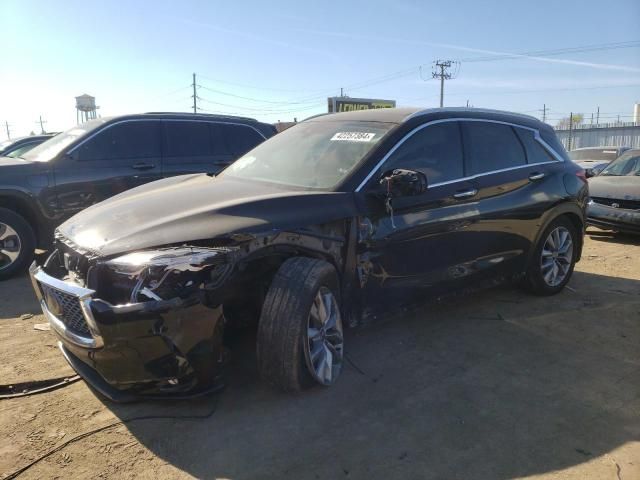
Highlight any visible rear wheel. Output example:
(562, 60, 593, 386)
(523, 216, 578, 295)
(257, 257, 344, 392)
(0, 208, 36, 281)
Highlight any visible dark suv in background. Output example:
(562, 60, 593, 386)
(0, 113, 276, 279)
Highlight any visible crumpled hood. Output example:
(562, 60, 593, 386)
(588, 175, 640, 200)
(58, 174, 359, 257)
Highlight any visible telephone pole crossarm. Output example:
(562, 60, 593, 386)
(432, 60, 455, 108)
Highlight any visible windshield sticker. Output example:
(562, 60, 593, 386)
(330, 132, 376, 142)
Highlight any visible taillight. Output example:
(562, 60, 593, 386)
(575, 169, 587, 182)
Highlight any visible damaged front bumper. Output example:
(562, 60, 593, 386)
(29, 263, 226, 402)
(587, 202, 640, 234)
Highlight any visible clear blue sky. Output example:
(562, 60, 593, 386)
(1, 0, 639, 138)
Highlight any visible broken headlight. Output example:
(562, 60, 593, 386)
(99, 247, 235, 304)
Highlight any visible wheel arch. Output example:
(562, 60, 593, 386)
(0, 192, 43, 245)
(530, 203, 585, 265)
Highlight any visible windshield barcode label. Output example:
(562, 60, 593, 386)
(330, 132, 376, 142)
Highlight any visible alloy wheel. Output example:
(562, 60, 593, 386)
(304, 286, 344, 385)
(0, 222, 21, 272)
(540, 226, 573, 287)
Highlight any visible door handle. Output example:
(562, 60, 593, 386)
(529, 172, 545, 181)
(131, 162, 156, 170)
(453, 188, 478, 199)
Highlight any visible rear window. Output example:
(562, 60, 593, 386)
(462, 121, 526, 174)
(568, 149, 619, 161)
(513, 128, 556, 164)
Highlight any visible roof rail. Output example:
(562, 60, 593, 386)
(143, 112, 257, 122)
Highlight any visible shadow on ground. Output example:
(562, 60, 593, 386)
(93, 270, 639, 480)
(0, 273, 41, 320)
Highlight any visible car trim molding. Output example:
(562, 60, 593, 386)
(355, 117, 565, 192)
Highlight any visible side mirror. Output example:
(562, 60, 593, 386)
(585, 168, 595, 178)
(379, 169, 428, 198)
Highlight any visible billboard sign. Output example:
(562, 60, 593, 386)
(328, 97, 396, 113)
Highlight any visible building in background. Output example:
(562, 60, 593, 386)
(75, 94, 98, 124)
(327, 97, 395, 113)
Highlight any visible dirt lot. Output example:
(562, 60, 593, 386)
(1, 229, 638, 480)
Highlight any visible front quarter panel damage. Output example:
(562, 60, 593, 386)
(43, 219, 354, 398)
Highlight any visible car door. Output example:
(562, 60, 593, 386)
(459, 120, 559, 277)
(360, 120, 488, 306)
(52, 120, 162, 218)
(161, 120, 235, 177)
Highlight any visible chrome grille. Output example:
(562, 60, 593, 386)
(38, 282, 91, 336)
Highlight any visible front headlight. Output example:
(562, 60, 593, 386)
(100, 247, 236, 303)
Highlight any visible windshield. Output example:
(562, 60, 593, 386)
(569, 148, 619, 161)
(0, 139, 15, 151)
(600, 152, 640, 176)
(22, 120, 104, 162)
(222, 120, 395, 189)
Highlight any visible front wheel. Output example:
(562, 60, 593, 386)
(0, 208, 36, 281)
(257, 257, 344, 392)
(522, 216, 578, 295)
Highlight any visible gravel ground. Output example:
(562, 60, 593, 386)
(0, 229, 638, 480)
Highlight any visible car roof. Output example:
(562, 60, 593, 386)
(98, 112, 265, 125)
(306, 107, 542, 127)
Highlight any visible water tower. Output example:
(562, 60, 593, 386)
(75, 94, 99, 124)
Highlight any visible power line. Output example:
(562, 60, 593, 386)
(458, 40, 640, 63)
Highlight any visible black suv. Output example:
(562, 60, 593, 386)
(0, 113, 276, 279)
(30, 108, 587, 401)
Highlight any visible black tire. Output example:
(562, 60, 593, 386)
(0, 208, 36, 281)
(257, 257, 341, 392)
(522, 216, 578, 296)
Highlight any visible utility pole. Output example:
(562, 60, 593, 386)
(4, 121, 10, 140)
(590, 113, 594, 125)
(596, 106, 600, 124)
(36, 115, 47, 134)
(432, 60, 455, 108)
(568, 112, 574, 151)
(340, 87, 344, 97)
(192, 73, 197, 114)
(542, 104, 547, 123)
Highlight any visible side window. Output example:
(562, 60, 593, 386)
(77, 121, 161, 161)
(209, 124, 232, 156)
(462, 121, 526, 175)
(164, 121, 211, 158)
(221, 124, 265, 156)
(513, 127, 556, 164)
(382, 121, 464, 184)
